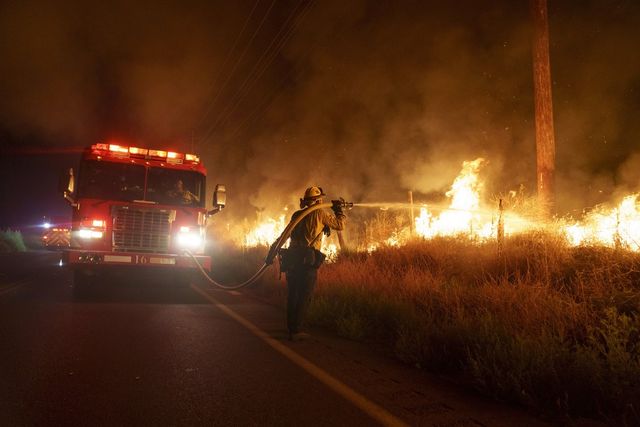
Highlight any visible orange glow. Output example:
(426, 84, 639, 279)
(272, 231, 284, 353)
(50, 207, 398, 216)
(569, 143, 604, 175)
(244, 215, 287, 247)
(185, 153, 200, 163)
(561, 195, 640, 251)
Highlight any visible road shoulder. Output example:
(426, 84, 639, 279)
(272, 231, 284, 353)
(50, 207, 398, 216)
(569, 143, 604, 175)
(192, 283, 552, 427)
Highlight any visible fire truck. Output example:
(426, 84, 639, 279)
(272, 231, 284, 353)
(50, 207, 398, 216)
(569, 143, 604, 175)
(60, 143, 226, 294)
(41, 216, 71, 249)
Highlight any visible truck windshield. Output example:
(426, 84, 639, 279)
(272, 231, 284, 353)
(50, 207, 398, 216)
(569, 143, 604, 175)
(146, 167, 205, 207)
(78, 160, 205, 207)
(78, 160, 145, 202)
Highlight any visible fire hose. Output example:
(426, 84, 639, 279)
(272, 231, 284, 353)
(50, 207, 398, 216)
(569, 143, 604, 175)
(184, 199, 353, 290)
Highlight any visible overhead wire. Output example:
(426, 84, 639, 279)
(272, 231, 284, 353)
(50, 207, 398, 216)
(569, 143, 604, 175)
(194, 0, 263, 129)
(200, 0, 315, 144)
(226, 0, 317, 141)
(211, 0, 313, 134)
(196, 0, 278, 141)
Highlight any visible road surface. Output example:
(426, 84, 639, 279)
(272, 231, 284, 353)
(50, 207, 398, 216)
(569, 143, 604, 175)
(0, 251, 550, 426)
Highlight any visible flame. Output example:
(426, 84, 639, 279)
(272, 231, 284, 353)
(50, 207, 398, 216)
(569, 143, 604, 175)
(562, 194, 640, 251)
(244, 215, 286, 247)
(415, 158, 495, 239)
(242, 213, 342, 261)
(238, 158, 640, 257)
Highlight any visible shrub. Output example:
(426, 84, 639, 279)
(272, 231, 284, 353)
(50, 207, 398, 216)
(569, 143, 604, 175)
(0, 229, 27, 252)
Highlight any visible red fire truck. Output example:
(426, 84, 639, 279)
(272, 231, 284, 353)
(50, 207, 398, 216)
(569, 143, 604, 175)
(60, 143, 225, 294)
(41, 216, 71, 249)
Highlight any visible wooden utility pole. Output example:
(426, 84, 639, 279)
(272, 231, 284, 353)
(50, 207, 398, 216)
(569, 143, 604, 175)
(531, 0, 556, 218)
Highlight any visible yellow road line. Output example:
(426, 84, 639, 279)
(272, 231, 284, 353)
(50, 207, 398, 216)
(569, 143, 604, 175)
(191, 284, 409, 427)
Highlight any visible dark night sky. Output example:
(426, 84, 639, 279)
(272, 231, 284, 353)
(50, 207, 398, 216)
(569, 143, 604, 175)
(1, 0, 640, 228)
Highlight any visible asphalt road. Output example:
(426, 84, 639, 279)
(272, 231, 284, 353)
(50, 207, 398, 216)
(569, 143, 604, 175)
(0, 252, 551, 427)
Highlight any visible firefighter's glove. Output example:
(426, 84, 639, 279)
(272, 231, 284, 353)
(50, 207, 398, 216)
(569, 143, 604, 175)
(323, 225, 331, 237)
(331, 204, 344, 217)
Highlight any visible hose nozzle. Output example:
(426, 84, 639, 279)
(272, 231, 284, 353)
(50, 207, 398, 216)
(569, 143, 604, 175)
(332, 198, 354, 210)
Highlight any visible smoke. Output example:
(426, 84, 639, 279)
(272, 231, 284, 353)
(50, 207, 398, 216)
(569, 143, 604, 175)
(0, 0, 251, 143)
(2, 0, 640, 223)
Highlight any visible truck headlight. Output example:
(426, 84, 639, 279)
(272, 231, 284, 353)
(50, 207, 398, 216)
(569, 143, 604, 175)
(78, 229, 104, 239)
(77, 218, 106, 239)
(176, 227, 203, 248)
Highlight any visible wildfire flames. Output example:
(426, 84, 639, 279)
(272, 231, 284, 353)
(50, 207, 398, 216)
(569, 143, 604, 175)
(562, 195, 640, 251)
(244, 215, 286, 247)
(415, 158, 494, 239)
(238, 158, 640, 256)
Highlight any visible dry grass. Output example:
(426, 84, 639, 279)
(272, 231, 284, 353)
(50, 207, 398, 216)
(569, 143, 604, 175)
(209, 234, 640, 423)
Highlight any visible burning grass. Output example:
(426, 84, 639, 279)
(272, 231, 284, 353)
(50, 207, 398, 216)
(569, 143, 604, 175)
(216, 235, 640, 423)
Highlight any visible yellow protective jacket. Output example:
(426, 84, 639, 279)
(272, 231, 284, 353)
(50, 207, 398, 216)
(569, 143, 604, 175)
(289, 207, 345, 251)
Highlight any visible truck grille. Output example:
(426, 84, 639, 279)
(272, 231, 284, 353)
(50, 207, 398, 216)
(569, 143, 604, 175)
(112, 206, 174, 253)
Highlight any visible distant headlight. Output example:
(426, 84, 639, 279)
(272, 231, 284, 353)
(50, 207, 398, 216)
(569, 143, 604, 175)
(42, 222, 51, 229)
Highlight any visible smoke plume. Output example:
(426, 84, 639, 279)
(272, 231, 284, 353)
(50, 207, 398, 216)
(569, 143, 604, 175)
(2, 0, 640, 225)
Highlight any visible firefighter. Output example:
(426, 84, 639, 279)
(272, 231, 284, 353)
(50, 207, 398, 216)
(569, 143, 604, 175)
(169, 179, 199, 205)
(278, 186, 346, 341)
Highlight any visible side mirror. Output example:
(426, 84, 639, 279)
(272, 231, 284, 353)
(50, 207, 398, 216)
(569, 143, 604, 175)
(60, 168, 77, 206)
(58, 169, 68, 193)
(208, 184, 226, 215)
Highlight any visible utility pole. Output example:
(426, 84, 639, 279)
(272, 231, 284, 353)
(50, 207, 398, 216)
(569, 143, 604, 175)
(531, 0, 556, 218)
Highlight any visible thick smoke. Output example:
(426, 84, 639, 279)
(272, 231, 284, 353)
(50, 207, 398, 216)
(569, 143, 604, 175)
(2, 0, 640, 224)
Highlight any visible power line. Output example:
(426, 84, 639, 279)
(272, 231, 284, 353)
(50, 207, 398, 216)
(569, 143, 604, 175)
(200, 0, 314, 144)
(225, 0, 317, 141)
(197, 0, 277, 142)
(194, 0, 263, 130)
(204, 0, 313, 139)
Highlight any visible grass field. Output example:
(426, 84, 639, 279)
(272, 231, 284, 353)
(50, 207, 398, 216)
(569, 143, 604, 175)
(209, 233, 640, 424)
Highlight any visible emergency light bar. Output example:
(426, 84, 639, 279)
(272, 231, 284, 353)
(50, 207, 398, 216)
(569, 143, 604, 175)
(129, 147, 148, 156)
(109, 144, 128, 154)
(149, 149, 167, 158)
(90, 143, 200, 164)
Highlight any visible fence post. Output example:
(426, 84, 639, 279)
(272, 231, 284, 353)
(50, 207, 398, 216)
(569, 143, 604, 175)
(408, 190, 415, 238)
(498, 198, 505, 256)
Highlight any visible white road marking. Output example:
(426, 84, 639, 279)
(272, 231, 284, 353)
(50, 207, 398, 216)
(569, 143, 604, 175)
(191, 284, 408, 427)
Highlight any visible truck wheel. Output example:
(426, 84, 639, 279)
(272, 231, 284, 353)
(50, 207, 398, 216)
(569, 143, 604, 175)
(72, 270, 94, 299)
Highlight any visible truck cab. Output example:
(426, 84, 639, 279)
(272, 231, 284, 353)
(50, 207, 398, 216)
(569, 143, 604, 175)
(61, 143, 225, 294)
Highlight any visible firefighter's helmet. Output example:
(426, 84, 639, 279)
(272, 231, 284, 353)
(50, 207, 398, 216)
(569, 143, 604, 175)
(303, 186, 325, 201)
